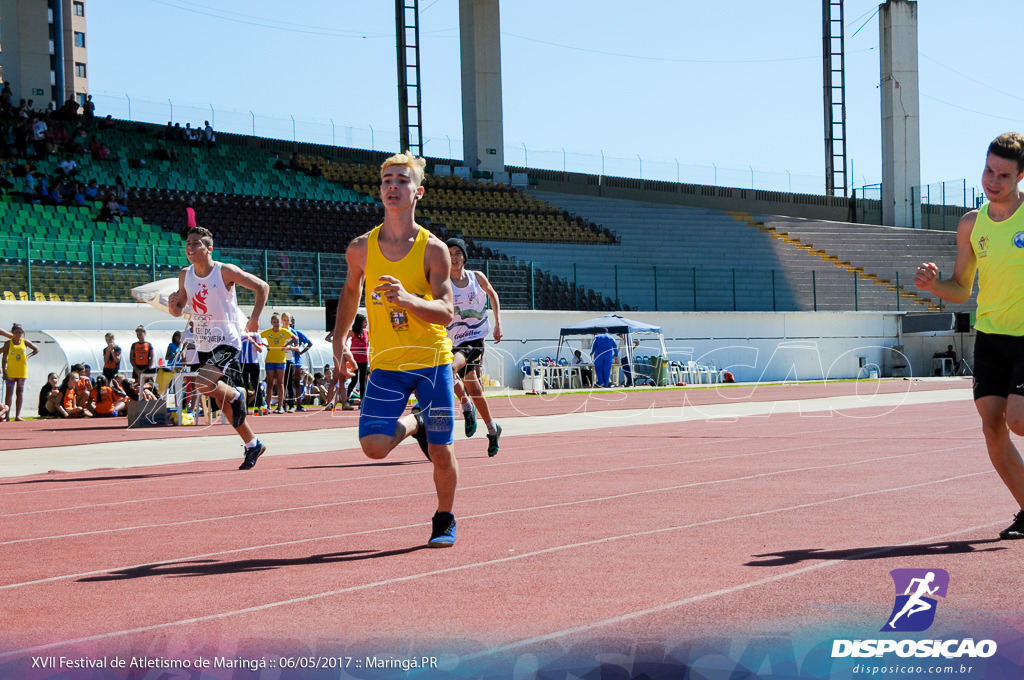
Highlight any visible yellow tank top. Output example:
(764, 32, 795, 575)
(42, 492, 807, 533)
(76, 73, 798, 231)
(365, 225, 453, 371)
(5, 338, 28, 379)
(972, 202, 1024, 336)
(260, 328, 295, 364)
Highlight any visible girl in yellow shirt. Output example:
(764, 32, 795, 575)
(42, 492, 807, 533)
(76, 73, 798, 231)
(2, 324, 40, 422)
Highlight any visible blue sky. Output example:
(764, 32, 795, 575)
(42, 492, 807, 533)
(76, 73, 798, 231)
(85, 0, 1022, 198)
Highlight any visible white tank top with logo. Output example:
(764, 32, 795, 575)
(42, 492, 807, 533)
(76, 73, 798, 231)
(184, 262, 244, 353)
(447, 271, 490, 345)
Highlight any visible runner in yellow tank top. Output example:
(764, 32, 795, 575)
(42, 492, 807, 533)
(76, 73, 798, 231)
(2, 323, 40, 421)
(331, 150, 459, 547)
(915, 132, 1024, 540)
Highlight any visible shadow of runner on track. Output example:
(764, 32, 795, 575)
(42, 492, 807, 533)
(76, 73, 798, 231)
(78, 545, 430, 582)
(744, 539, 1004, 567)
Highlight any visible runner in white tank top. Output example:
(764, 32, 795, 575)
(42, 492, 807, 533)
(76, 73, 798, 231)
(184, 261, 244, 353)
(444, 237, 504, 456)
(169, 227, 271, 470)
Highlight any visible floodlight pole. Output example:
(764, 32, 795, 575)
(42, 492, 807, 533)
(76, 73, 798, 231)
(396, 0, 424, 157)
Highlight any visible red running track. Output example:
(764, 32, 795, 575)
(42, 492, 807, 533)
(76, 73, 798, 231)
(1, 380, 1022, 678)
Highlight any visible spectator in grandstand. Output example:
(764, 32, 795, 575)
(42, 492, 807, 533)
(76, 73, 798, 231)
(203, 120, 216, 148)
(0, 83, 12, 113)
(89, 138, 110, 161)
(38, 372, 60, 418)
(97, 195, 121, 222)
(2, 323, 40, 422)
(591, 329, 619, 388)
(445, 237, 503, 456)
(30, 115, 49, 157)
(102, 332, 123, 380)
(129, 324, 154, 383)
(114, 176, 129, 209)
(260, 313, 296, 414)
(58, 155, 78, 177)
(85, 179, 100, 200)
(82, 95, 95, 124)
(330, 149, 459, 547)
(914, 131, 1024, 541)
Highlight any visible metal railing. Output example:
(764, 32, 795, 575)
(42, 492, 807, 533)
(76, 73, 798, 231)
(1, 235, 938, 313)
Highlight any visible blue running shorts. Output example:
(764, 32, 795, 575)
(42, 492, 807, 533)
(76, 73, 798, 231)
(359, 364, 455, 445)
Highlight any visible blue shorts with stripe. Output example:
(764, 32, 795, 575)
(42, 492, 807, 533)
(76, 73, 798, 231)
(358, 363, 455, 446)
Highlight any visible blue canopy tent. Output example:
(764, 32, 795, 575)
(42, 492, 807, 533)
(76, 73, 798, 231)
(556, 314, 667, 378)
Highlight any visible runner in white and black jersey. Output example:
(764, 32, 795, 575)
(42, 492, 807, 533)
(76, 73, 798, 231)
(169, 227, 271, 470)
(445, 237, 503, 456)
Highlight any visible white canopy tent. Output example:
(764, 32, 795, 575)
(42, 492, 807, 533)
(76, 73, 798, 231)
(555, 314, 667, 376)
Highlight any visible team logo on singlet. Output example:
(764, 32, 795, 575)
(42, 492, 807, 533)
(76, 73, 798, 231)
(1013, 232, 1024, 249)
(389, 307, 409, 331)
(976, 235, 989, 258)
(191, 283, 210, 314)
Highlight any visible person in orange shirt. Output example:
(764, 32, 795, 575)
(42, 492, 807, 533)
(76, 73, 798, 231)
(57, 371, 88, 418)
(102, 332, 122, 381)
(87, 375, 126, 417)
(129, 325, 154, 383)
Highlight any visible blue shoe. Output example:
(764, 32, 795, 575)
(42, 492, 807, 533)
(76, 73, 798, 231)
(229, 387, 247, 428)
(238, 440, 265, 470)
(428, 511, 456, 547)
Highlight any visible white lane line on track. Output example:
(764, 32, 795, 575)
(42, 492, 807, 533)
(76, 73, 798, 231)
(0, 425, 850, 517)
(0, 389, 973, 479)
(0, 472, 996, 660)
(0, 434, 979, 547)
(0, 400, 974, 513)
(458, 520, 1005, 663)
(0, 448, 987, 587)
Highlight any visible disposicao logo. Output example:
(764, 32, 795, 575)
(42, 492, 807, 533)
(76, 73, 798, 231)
(831, 568, 998, 660)
(882, 568, 948, 632)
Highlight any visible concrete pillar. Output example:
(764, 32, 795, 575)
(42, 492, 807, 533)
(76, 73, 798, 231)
(459, 0, 504, 175)
(879, 0, 921, 227)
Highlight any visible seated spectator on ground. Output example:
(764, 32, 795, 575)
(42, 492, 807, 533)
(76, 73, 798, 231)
(75, 364, 95, 408)
(37, 372, 59, 418)
(87, 375, 127, 417)
(57, 371, 88, 418)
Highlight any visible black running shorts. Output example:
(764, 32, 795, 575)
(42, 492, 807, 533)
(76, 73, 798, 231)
(196, 345, 242, 386)
(452, 338, 485, 378)
(972, 331, 1024, 400)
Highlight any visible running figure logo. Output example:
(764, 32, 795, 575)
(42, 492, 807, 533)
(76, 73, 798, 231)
(881, 569, 949, 632)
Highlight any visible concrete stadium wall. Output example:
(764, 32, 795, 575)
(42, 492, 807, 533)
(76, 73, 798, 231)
(2, 301, 970, 403)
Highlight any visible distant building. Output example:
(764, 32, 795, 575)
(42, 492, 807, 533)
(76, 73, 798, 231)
(0, 0, 89, 109)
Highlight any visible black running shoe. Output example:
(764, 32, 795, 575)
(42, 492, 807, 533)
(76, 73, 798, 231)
(463, 404, 477, 438)
(486, 423, 502, 457)
(238, 440, 266, 470)
(428, 511, 457, 547)
(411, 406, 430, 460)
(999, 509, 1024, 540)
(229, 388, 247, 428)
